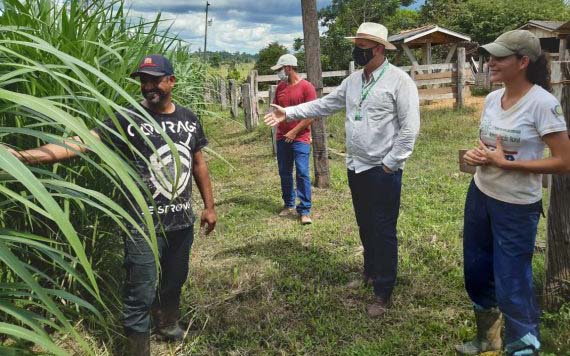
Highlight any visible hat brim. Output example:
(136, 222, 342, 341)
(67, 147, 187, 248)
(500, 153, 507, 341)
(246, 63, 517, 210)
(270, 63, 297, 71)
(345, 35, 397, 50)
(479, 43, 515, 58)
(130, 70, 168, 78)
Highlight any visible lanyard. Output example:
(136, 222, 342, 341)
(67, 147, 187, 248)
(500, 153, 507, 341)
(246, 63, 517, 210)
(354, 63, 389, 122)
(358, 63, 389, 108)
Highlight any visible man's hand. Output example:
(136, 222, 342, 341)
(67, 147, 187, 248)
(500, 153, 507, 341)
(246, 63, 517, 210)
(382, 165, 393, 174)
(480, 137, 509, 169)
(200, 207, 217, 236)
(284, 130, 297, 143)
(264, 104, 287, 126)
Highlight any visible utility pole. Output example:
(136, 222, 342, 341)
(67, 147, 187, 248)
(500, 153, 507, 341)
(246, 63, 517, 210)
(301, 0, 330, 188)
(203, 1, 210, 61)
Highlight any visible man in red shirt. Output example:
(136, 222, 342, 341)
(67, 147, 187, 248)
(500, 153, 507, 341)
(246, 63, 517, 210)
(271, 54, 316, 224)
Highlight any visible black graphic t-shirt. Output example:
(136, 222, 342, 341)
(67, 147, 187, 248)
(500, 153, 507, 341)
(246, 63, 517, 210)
(99, 105, 208, 232)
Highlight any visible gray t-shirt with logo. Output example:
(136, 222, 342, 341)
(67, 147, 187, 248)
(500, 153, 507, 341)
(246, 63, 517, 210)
(475, 85, 567, 204)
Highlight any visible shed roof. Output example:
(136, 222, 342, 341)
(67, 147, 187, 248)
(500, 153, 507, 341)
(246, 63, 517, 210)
(518, 20, 570, 34)
(388, 25, 471, 48)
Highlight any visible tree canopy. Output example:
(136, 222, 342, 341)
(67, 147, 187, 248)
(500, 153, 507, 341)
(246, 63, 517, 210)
(254, 42, 289, 75)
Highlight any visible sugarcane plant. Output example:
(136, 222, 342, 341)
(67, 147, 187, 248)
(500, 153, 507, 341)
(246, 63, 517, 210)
(0, 0, 208, 354)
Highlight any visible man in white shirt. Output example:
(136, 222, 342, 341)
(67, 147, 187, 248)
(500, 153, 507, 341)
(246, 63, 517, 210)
(264, 22, 420, 317)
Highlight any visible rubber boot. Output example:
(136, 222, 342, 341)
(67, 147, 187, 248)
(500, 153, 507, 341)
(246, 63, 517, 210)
(156, 305, 185, 342)
(455, 307, 503, 355)
(126, 330, 150, 356)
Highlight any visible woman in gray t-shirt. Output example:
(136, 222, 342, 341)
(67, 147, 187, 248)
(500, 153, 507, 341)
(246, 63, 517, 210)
(457, 30, 570, 356)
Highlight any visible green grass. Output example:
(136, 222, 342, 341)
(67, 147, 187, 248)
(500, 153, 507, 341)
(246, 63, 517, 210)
(148, 102, 570, 355)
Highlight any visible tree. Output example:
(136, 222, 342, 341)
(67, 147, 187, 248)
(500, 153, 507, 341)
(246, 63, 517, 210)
(454, 0, 569, 44)
(420, 0, 570, 45)
(420, 0, 463, 28)
(209, 52, 222, 68)
(318, 0, 417, 70)
(254, 42, 288, 75)
(302, 0, 330, 188)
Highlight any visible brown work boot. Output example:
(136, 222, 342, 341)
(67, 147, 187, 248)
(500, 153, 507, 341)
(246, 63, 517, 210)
(300, 215, 312, 225)
(152, 303, 186, 342)
(126, 330, 150, 356)
(455, 307, 503, 355)
(278, 207, 295, 217)
(366, 296, 391, 318)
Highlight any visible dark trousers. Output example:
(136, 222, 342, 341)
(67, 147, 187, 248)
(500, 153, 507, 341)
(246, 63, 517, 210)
(463, 180, 541, 352)
(348, 166, 402, 300)
(276, 140, 312, 216)
(123, 226, 194, 333)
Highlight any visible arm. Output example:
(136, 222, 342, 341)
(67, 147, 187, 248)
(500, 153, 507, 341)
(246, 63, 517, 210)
(6, 130, 100, 165)
(264, 76, 350, 126)
(482, 131, 570, 174)
(382, 77, 421, 171)
(283, 119, 313, 143)
(192, 150, 217, 235)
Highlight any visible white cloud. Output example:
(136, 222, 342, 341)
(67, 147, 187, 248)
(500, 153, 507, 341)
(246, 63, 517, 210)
(126, 0, 330, 54)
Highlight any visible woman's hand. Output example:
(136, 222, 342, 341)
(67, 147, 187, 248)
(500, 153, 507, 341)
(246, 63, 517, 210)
(480, 137, 509, 169)
(463, 141, 488, 167)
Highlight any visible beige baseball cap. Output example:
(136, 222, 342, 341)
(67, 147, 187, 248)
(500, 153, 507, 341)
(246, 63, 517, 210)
(480, 30, 541, 62)
(345, 22, 396, 50)
(271, 54, 298, 71)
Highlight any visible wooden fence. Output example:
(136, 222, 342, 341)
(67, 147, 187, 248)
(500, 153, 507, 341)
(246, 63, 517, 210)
(207, 47, 473, 130)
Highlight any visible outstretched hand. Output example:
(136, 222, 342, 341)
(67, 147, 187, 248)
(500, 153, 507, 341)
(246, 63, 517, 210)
(263, 104, 286, 127)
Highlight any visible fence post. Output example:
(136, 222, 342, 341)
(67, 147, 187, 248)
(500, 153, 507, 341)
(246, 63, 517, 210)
(229, 79, 239, 118)
(220, 79, 228, 109)
(544, 59, 570, 310)
(241, 83, 253, 130)
(268, 85, 278, 156)
(349, 61, 355, 75)
(455, 46, 466, 109)
(247, 71, 259, 126)
(204, 79, 212, 103)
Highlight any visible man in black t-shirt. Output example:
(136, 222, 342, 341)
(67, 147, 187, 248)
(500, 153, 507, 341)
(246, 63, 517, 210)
(7, 54, 217, 355)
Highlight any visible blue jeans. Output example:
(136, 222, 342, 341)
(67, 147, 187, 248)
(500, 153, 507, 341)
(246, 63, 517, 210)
(348, 166, 402, 300)
(123, 226, 194, 333)
(276, 140, 312, 216)
(463, 180, 542, 354)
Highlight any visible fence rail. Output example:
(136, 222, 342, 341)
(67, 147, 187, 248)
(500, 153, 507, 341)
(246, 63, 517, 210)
(207, 47, 472, 130)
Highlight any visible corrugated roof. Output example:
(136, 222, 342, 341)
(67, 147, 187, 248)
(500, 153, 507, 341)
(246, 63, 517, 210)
(520, 20, 566, 31)
(388, 25, 471, 44)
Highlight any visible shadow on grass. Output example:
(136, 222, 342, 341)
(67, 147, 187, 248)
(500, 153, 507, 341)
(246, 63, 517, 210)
(218, 238, 353, 286)
(216, 195, 282, 214)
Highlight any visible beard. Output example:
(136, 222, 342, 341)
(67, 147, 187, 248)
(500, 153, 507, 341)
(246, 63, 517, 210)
(142, 88, 168, 105)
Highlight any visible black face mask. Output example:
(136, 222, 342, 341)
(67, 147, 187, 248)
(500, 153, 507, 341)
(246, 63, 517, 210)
(352, 46, 375, 66)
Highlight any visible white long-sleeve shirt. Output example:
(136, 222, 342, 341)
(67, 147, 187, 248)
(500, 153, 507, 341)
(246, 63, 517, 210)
(285, 60, 420, 173)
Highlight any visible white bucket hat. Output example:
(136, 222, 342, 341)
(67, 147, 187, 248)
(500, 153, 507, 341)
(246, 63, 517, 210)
(271, 54, 298, 71)
(345, 22, 396, 50)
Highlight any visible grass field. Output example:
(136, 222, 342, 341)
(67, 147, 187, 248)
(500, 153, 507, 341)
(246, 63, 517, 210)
(148, 99, 570, 355)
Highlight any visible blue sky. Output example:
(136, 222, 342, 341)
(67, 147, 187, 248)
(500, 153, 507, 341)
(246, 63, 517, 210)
(127, 0, 425, 54)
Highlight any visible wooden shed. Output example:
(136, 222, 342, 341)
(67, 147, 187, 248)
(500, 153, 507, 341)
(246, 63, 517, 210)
(518, 20, 570, 60)
(388, 25, 471, 69)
